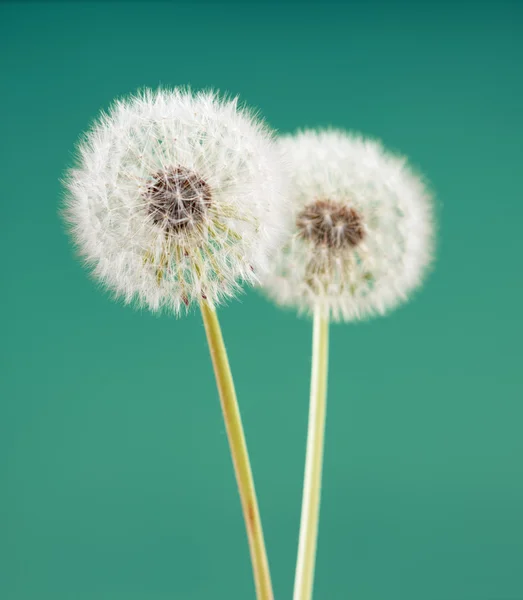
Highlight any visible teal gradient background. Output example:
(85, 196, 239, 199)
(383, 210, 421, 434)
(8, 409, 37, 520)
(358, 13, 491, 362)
(1, 2, 522, 599)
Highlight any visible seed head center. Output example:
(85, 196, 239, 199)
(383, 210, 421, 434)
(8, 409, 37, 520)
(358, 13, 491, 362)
(296, 199, 365, 249)
(144, 167, 212, 233)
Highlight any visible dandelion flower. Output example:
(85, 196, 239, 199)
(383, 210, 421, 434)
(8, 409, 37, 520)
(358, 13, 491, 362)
(263, 129, 434, 322)
(63, 88, 283, 600)
(65, 88, 286, 314)
(262, 129, 435, 600)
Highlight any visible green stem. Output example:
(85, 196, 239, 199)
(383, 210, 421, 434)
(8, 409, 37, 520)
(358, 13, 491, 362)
(200, 301, 274, 600)
(293, 309, 330, 600)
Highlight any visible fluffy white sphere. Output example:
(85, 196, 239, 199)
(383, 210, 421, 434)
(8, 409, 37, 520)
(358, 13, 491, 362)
(261, 130, 434, 322)
(65, 88, 286, 314)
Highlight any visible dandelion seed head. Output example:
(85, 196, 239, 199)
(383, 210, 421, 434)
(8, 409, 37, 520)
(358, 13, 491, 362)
(261, 129, 435, 322)
(64, 88, 287, 314)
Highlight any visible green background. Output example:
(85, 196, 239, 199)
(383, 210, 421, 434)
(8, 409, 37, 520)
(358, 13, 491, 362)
(1, 1, 522, 599)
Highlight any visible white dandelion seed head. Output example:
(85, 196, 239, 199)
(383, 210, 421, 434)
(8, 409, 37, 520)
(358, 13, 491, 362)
(261, 129, 435, 322)
(64, 88, 287, 314)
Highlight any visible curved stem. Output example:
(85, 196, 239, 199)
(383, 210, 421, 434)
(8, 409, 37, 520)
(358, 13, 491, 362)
(293, 309, 330, 600)
(200, 301, 274, 600)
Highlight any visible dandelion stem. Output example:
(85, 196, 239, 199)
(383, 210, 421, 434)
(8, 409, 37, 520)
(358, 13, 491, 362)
(293, 309, 330, 600)
(200, 301, 274, 600)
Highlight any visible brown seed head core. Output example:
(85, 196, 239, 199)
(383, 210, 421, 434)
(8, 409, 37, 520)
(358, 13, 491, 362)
(144, 167, 212, 233)
(296, 199, 365, 249)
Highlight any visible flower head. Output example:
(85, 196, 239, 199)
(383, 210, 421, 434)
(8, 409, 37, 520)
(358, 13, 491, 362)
(261, 130, 434, 322)
(64, 88, 286, 314)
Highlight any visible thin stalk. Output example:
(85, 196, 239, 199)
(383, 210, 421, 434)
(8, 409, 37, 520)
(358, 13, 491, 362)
(200, 301, 274, 600)
(293, 309, 330, 600)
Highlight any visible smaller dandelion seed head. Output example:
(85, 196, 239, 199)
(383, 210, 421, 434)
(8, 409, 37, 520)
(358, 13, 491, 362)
(144, 166, 212, 234)
(260, 129, 435, 322)
(296, 199, 365, 249)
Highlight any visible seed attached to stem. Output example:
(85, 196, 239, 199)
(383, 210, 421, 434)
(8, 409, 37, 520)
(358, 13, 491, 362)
(145, 166, 212, 233)
(296, 199, 365, 249)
